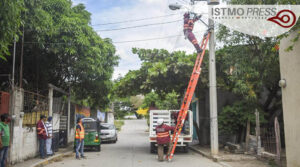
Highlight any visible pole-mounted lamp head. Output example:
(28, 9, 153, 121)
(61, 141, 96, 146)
(207, 0, 220, 5)
(192, 0, 220, 5)
(169, 4, 182, 10)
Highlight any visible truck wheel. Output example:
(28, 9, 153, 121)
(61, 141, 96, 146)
(96, 144, 101, 152)
(150, 143, 156, 154)
(183, 143, 189, 153)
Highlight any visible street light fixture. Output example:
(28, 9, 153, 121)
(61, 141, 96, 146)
(191, 0, 220, 5)
(169, 4, 182, 10)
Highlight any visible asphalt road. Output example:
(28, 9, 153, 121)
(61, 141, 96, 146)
(47, 120, 222, 167)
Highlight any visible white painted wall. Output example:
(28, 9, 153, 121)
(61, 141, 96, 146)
(279, 31, 300, 167)
(68, 128, 75, 143)
(107, 112, 114, 124)
(10, 89, 38, 164)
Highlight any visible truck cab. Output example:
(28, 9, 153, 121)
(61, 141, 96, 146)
(149, 110, 193, 153)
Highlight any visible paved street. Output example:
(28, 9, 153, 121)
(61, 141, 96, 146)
(47, 120, 222, 167)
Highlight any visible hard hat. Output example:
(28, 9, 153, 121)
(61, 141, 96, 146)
(157, 119, 164, 125)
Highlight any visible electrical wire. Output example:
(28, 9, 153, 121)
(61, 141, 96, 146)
(91, 13, 181, 26)
(23, 30, 205, 45)
(95, 19, 182, 32)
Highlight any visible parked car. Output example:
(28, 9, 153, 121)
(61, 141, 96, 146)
(100, 123, 118, 143)
(80, 118, 101, 151)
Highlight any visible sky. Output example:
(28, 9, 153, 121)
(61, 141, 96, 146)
(72, 0, 209, 80)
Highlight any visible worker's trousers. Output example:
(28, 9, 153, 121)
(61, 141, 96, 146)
(157, 142, 171, 161)
(46, 138, 53, 155)
(184, 30, 202, 53)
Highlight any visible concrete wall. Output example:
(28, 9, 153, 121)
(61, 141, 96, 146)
(68, 128, 75, 143)
(9, 89, 38, 164)
(279, 31, 300, 167)
(11, 127, 39, 163)
(106, 112, 114, 124)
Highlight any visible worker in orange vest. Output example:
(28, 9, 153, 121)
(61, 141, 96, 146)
(156, 119, 175, 161)
(75, 118, 86, 160)
(184, 12, 202, 53)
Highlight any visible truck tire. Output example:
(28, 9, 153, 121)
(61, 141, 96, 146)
(183, 143, 189, 153)
(96, 144, 101, 152)
(150, 143, 156, 153)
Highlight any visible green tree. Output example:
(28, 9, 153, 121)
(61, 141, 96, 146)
(113, 98, 133, 120)
(115, 48, 210, 98)
(0, 0, 24, 60)
(215, 0, 300, 134)
(0, 0, 119, 109)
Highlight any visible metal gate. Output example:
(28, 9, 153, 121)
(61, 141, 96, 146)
(59, 115, 68, 147)
(52, 97, 68, 149)
(23, 91, 49, 126)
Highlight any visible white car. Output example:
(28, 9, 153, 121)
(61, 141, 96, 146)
(100, 123, 118, 143)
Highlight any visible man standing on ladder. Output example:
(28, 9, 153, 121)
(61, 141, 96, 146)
(184, 12, 202, 53)
(156, 119, 175, 161)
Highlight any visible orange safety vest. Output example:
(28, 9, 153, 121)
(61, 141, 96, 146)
(75, 123, 85, 139)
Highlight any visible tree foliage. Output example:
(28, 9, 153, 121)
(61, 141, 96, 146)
(0, 0, 119, 109)
(114, 48, 210, 98)
(113, 98, 133, 120)
(0, 0, 24, 60)
(215, 0, 298, 134)
(141, 91, 180, 110)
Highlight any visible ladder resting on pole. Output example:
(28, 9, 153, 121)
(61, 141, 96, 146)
(166, 30, 211, 161)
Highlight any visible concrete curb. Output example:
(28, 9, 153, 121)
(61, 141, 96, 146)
(189, 146, 212, 159)
(189, 147, 233, 167)
(30, 151, 73, 167)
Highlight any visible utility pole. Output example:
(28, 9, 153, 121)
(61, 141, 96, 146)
(19, 26, 25, 88)
(169, 0, 219, 156)
(208, 1, 219, 155)
(12, 38, 16, 88)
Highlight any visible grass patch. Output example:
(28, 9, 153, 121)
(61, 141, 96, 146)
(114, 120, 124, 131)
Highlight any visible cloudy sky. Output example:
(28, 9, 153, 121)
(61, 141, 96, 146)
(72, 0, 209, 79)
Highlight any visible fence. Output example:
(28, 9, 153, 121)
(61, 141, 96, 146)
(23, 90, 49, 126)
(261, 126, 277, 154)
(260, 117, 283, 165)
(0, 91, 10, 115)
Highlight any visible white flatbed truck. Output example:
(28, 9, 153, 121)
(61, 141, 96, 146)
(149, 110, 193, 153)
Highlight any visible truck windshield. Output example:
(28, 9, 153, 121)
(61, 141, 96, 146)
(82, 122, 97, 131)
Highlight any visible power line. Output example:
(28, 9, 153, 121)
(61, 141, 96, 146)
(23, 19, 183, 33)
(91, 13, 181, 26)
(23, 31, 204, 45)
(95, 19, 182, 32)
(114, 34, 181, 43)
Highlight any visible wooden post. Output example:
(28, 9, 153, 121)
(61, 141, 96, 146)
(245, 119, 250, 152)
(274, 117, 281, 165)
(255, 110, 261, 156)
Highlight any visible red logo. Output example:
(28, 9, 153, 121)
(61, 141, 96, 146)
(267, 10, 296, 28)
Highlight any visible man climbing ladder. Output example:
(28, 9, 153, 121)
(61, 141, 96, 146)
(166, 29, 211, 161)
(184, 12, 202, 53)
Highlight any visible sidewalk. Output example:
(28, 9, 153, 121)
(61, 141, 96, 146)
(189, 142, 270, 167)
(12, 146, 74, 167)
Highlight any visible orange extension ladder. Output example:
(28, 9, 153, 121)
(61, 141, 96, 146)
(166, 30, 211, 161)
